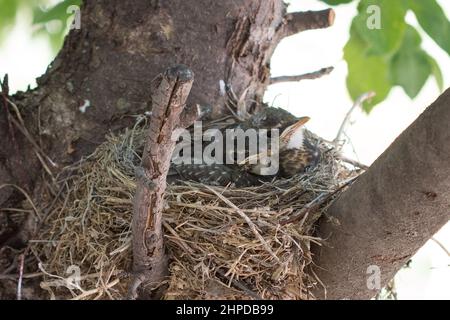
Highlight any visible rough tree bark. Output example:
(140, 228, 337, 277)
(0, 0, 448, 300)
(314, 88, 450, 300)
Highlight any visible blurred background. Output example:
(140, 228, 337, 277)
(0, 0, 449, 299)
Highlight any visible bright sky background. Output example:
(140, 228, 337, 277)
(0, 0, 448, 300)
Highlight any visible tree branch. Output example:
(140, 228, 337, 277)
(269, 67, 334, 85)
(283, 9, 335, 37)
(128, 65, 194, 299)
(333, 91, 376, 146)
(313, 88, 450, 299)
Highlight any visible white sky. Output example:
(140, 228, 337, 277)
(0, 0, 448, 300)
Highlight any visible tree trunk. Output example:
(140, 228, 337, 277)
(313, 88, 450, 300)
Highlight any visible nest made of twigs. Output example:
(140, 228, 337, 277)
(29, 117, 359, 300)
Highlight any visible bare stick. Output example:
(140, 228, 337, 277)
(0, 272, 43, 280)
(431, 237, 450, 257)
(280, 176, 358, 226)
(17, 254, 25, 300)
(128, 65, 194, 299)
(283, 9, 335, 37)
(270, 67, 334, 85)
(339, 155, 369, 171)
(333, 91, 376, 146)
(215, 269, 262, 300)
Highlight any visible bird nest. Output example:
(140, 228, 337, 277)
(30, 118, 359, 300)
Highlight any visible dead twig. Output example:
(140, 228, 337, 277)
(17, 254, 25, 300)
(270, 67, 334, 85)
(280, 176, 358, 226)
(128, 65, 195, 299)
(431, 237, 450, 257)
(339, 155, 369, 171)
(6, 97, 57, 178)
(283, 9, 335, 37)
(333, 91, 376, 147)
(216, 269, 262, 300)
(0, 272, 43, 280)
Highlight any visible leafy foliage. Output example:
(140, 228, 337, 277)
(33, 0, 81, 52)
(390, 26, 432, 99)
(0, 0, 80, 53)
(344, 25, 391, 107)
(353, 0, 406, 55)
(322, 0, 450, 111)
(409, 0, 450, 55)
(33, 0, 80, 24)
(0, 0, 21, 43)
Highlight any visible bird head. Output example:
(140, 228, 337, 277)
(241, 116, 318, 177)
(279, 116, 321, 177)
(279, 116, 310, 150)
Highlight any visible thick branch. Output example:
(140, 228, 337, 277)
(283, 9, 335, 37)
(313, 88, 450, 299)
(129, 65, 194, 299)
(269, 67, 333, 85)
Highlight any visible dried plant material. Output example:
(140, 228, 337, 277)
(30, 118, 359, 300)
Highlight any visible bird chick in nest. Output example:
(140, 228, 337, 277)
(169, 116, 321, 187)
(242, 116, 320, 177)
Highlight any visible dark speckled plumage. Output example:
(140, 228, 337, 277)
(169, 163, 269, 187)
(279, 145, 320, 177)
(169, 109, 320, 187)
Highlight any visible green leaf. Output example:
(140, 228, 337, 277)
(344, 25, 391, 112)
(319, 0, 354, 5)
(390, 26, 432, 99)
(391, 51, 430, 99)
(409, 0, 450, 55)
(33, 0, 81, 24)
(0, 0, 20, 42)
(427, 55, 444, 92)
(31, 0, 81, 54)
(353, 0, 407, 55)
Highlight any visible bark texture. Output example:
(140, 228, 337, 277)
(313, 88, 450, 300)
(130, 65, 194, 299)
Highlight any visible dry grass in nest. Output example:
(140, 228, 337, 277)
(29, 118, 359, 300)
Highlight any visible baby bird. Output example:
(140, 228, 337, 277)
(169, 116, 320, 187)
(278, 116, 321, 177)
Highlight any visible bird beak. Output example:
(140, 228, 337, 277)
(295, 116, 311, 127)
(280, 116, 310, 145)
